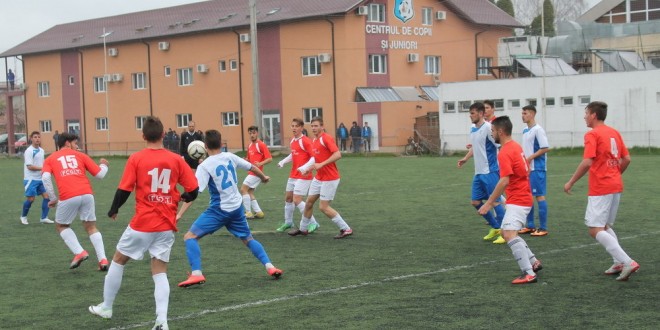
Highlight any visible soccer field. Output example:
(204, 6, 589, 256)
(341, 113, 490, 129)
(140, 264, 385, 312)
(1, 154, 659, 329)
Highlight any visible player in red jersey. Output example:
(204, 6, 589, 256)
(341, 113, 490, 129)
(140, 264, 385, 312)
(240, 126, 272, 219)
(88, 116, 198, 330)
(479, 116, 542, 284)
(564, 101, 638, 281)
(276, 118, 320, 232)
(42, 132, 109, 270)
(289, 117, 352, 239)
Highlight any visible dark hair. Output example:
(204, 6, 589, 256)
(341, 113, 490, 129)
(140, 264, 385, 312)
(312, 117, 324, 125)
(30, 131, 40, 138)
(204, 129, 222, 150)
(469, 102, 485, 113)
(491, 116, 513, 136)
(143, 116, 164, 142)
(58, 132, 78, 148)
(292, 118, 304, 127)
(586, 101, 607, 121)
(247, 125, 258, 132)
(522, 105, 537, 113)
(483, 100, 495, 108)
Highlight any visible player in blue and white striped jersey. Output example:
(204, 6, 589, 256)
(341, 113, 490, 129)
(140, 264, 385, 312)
(457, 103, 506, 244)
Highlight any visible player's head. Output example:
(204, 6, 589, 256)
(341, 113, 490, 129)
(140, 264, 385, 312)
(204, 129, 221, 150)
(291, 118, 304, 136)
(187, 121, 196, 133)
(522, 105, 536, 124)
(469, 102, 485, 124)
(483, 100, 495, 118)
(30, 131, 41, 147)
(58, 132, 79, 149)
(142, 116, 164, 143)
(585, 101, 607, 127)
(311, 116, 324, 136)
(247, 126, 259, 141)
(491, 116, 512, 144)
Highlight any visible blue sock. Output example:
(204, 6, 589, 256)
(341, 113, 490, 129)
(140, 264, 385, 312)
(538, 200, 548, 230)
(474, 203, 499, 229)
(185, 239, 202, 272)
(526, 205, 535, 229)
(493, 204, 505, 228)
(22, 200, 33, 217)
(41, 199, 50, 219)
(246, 239, 271, 265)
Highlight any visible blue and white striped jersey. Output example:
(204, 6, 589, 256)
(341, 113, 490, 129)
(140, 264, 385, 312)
(196, 152, 253, 212)
(522, 124, 549, 171)
(470, 121, 499, 175)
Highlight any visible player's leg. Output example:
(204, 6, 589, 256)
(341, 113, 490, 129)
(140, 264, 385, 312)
(53, 196, 89, 268)
(318, 180, 352, 239)
(501, 205, 538, 284)
(472, 175, 501, 241)
(39, 191, 53, 223)
(21, 179, 37, 224)
(530, 171, 548, 236)
(279, 181, 295, 232)
(290, 179, 320, 235)
(240, 180, 253, 218)
(293, 179, 319, 231)
(80, 195, 108, 269)
(179, 209, 221, 287)
(149, 231, 175, 328)
(249, 187, 264, 218)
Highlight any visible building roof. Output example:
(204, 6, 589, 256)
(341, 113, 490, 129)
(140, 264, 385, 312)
(1, 0, 521, 57)
(577, 0, 622, 23)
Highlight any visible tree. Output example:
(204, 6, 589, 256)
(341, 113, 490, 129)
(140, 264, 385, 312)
(495, 0, 515, 18)
(526, 0, 556, 37)
(513, 0, 588, 26)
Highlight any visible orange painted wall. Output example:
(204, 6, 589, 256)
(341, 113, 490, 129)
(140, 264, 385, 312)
(24, 53, 63, 152)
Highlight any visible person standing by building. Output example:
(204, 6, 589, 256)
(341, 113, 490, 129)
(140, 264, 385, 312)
(7, 69, 15, 90)
(484, 100, 497, 122)
(362, 122, 372, 152)
(20, 131, 54, 225)
(349, 121, 361, 153)
(518, 105, 550, 236)
(88, 117, 198, 329)
(479, 116, 542, 284)
(180, 121, 203, 169)
(276, 118, 320, 233)
(289, 117, 353, 239)
(41, 132, 109, 270)
(564, 101, 639, 281)
(53, 130, 60, 151)
(336, 123, 348, 152)
(177, 129, 283, 288)
(457, 102, 506, 244)
(241, 126, 272, 219)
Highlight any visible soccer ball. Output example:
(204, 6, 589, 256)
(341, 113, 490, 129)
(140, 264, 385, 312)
(187, 140, 207, 160)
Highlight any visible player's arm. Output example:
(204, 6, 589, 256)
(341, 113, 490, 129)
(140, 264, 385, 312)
(298, 157, 316, 174)
(564, 158, 592, 194)
(458, 148, 473, 168)
(277, 154, 293, 168)
(526, 147, 549, 163)
(41, 172, 58, 205)
(94, 158, 109, 179)
(107, 189, 132, 219)
(26, 164, 41, 171)
(620, 155, 631, 174)
(249, 165, 270, 183)
(314, 151, 341, 171)
(478, 176, 509, 215)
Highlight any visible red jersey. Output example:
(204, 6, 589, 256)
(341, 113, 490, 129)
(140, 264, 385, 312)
(247, 140, 271, 176)
(312, 132, 340, 181)
(289, 135, 314, 180)
(584, 125, 629, 196)
(497, 140, 532, 207)
(42, 148, 102, 201)
(118, 148, 198, 232)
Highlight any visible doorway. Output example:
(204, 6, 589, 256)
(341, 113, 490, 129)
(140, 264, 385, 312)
(262, 114, 281, 147)
(361, 113, 379, 151)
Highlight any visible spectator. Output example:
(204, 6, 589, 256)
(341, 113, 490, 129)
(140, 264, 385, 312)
(362, 122, 372, 152)
(349, 121, 361, 153)
(7, 69, 15, 90)
(53, 130, 60, 151)
(336, 123, 348, 151)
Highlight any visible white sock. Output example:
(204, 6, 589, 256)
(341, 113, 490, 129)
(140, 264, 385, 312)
(284, 202, 295, 224)
(605, 227, 620, 263)
(59, 228, 84, 255)
(153, 273, 170, 324)
(89, 232, 107, 261)
(595, 231, 632, 265)
(191, 270, 203, 276)
(265, 262, 274, 269)
(251, 200, 262, 213)
(526, 245, 537, 265)
(242, 194, 251, 213)
(103, 261, 124, 308)
(296, 201, 306, 214)
(300, 216, 311, 231)
(331, 214, 349, 230)
(508, 237, 534, 275)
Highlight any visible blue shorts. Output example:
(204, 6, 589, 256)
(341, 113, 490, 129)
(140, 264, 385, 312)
(24, 179, 46, 197)
(529, 171, 547, 196)
(189, 205, 251, 240)
(471, 172, 500, 201)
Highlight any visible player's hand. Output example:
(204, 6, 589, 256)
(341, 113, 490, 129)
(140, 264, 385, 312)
(261, 176, 270, 184)
(466, 144, 472, 149)
(312, 163, 323, 171)
(563, 182, 573, 195)
(175, 213, 182, 222)
(457, 158, 467, 168)
(99, 158, 109, 166)
(48, 199, 58, 208)
(477, 202, 492, 215)
(277, 161, 284, 168)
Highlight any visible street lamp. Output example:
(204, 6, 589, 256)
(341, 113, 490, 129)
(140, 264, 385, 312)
(98, 28, 114, 144)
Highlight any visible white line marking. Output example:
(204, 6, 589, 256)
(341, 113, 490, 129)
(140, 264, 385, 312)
(109, 231, 653, 329)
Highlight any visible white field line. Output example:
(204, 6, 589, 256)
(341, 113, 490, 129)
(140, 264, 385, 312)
(109, 231, 652, 330)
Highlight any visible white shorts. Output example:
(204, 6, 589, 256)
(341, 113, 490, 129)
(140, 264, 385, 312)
(308, 178, 340, 201)
(55, 194, 96, 225)
(585, 193, 621, 228)
(116, 226, 175, 262)
(500, 204, 532, 231)
(286, 178, 312, 196)
(242, 174, 262, 189)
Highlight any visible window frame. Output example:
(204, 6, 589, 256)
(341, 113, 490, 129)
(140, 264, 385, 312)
(176, 114, 193, 128)
(219, 60, 227, 72)
(477, 57, 492, 76)
(579, 95, 591, 105)
(93, 76, 106, 93)
(302, 56, 321, 76)
(164, 66, 171, 77)
(443, 102, 456, 113)
(39, 120, 52, 133)
(230, 60, 238, 71)
(367, 3, 385, 23)
(422, 7, 433, 26)
(37, 81, 50, 97)
(424, 55, 440, 75)
(369, 54, 387, 74)
(222, 112, 240, 126)
(95, 117, 109, 131)
(132, 72, 146, 90)
(303, 107, 323, 123)
(135, 116, 147, 130)
(177, 68, 193, 86)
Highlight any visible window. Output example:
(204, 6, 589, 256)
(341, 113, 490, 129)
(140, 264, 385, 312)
(422, 7, 433, 25)
(93, 76, 106, 93)
(458, 101, 471, 112)
(424, 56, 440, 75)
(368, 3, 385, 22)
(132, 72, 146, 90)
(526, 98, 537, 106)
(96, 117, 108, 131)
(579, 95, 591, 105)
(177, 68, 193, 86)
(493, 99, 504, 110)
(303, 108, 323, 123)
(544, 98, 555, 106)
(164, 66, 171, 77)
(230, 60, 238, 70)
(443, 102, 456, 113)
(135, 116, 147, 130)
(176, 114, 192, 128)
(222, 112, 239, 126)
(68, 76, 75, 85)
(561, 97, 574, 106)
(369, 54, 387, 74)
(40, 120, 52, 133)
(38, 81, 50, 97)
(302, 56, 321, 76)
(477, 58, 492, 76)
(509, 99, 520, 108)
(219, 60, 227, 72)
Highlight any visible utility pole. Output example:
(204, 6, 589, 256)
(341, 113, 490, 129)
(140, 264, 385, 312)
(249, 0, 262, 135)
